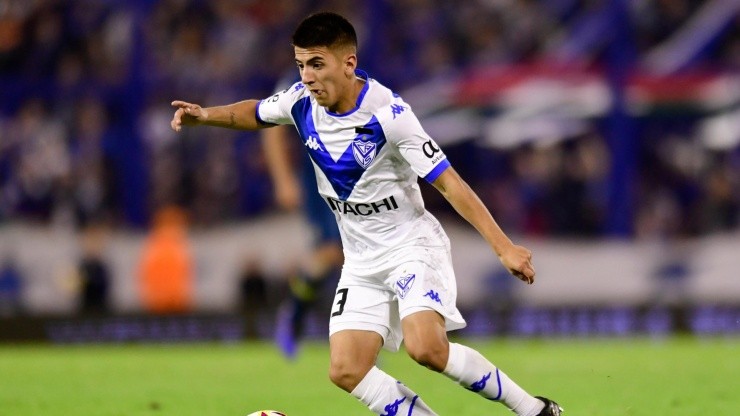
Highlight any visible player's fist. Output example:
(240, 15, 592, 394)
(499, 244, 535, 285)
(170, 100, 208, 131)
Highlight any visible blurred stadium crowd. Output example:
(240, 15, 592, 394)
(0, 0, 738, 238)
(0, 1, 739, 338)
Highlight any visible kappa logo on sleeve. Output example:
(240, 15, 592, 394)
(395, 274, 416, 299)
(390, 104, 406, 119)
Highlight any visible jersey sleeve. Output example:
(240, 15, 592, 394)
(255, 81, 306, 126)
(383, 96, 451, 183)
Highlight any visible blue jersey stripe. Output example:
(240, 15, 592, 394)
(290, 97, 311, 141)
(291, 97, 387, 201)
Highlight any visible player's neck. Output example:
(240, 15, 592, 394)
(330, 77, 365, 114)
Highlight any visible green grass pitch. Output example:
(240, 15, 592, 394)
(0, 337, 737, 415)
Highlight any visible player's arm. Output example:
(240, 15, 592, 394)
(431, 167, 536, 285)
(261, 126, 302, 210)
(170, 99, 268, 132)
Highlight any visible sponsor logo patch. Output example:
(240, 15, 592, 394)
(325, 195, 399, 216)
(422, 140, 440, 159)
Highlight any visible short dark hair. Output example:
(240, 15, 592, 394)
(292, 12, 357, 50)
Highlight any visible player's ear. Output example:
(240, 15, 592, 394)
(343, 53, 357, 78)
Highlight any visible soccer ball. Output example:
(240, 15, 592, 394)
(246, 411, 286, 416)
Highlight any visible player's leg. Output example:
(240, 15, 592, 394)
(293, 179, 343, 304)
(400, 309, 449, 371)
(329, 275, 438, 415)
(328, 329, 382, 391)
(401, 310, 556, 415)
(275, 188, 342, 358)
(275, 241, 342, 357)
(329, 329, 438, 415)
(393, 252, 561, 416)
(287, 241, 343, 301)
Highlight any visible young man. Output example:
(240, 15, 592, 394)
(171, 12, 563, 416)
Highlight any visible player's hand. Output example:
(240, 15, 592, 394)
(275, 177, 303, 211)
(499, 244, 536, 285)
(170, 100, 208, 132)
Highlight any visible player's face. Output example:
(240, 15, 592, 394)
(295, 45, 356, 113)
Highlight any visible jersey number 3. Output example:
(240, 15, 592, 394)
(331, 288, 349, 317)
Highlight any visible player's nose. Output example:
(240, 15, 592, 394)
(300, 68, 314, 84)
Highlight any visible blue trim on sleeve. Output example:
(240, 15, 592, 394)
(424, 159, 451, 183)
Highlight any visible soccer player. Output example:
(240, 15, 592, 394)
(171, 12, 563, 416)
(261, 120, 344, 359)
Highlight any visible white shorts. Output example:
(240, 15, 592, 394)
(329, 247, 466, 352)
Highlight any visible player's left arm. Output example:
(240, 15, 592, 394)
(431, 167, 536, 285)
(261, 125, 302, 210)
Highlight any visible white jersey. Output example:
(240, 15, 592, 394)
(257, 70, 451, 269)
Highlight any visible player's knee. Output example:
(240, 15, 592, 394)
(328, 359, 369, 392)
(405, 339, 449, 372)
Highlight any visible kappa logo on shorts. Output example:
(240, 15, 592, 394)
(395, 274, 416, 299)
(424, 290, 442, 305)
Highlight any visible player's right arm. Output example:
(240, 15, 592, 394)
(170, 99, 268, 132)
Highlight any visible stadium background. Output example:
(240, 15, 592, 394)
(0, 0, 738, 343)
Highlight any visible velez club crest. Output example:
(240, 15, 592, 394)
(352, 138, 377, 169)
(395, 274, 416, 299)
